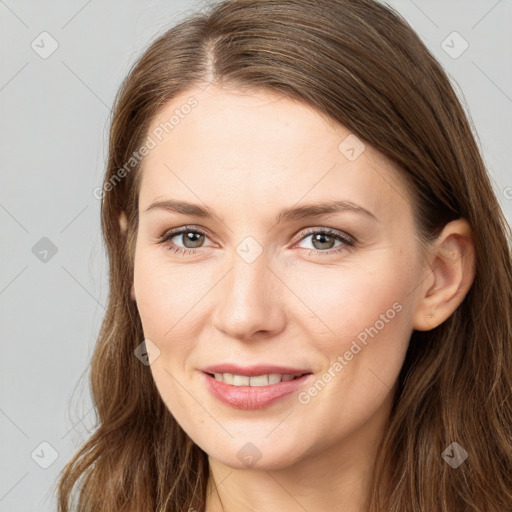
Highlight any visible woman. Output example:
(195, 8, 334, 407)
(57, 0, 512, 511)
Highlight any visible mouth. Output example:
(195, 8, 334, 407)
(200, 368, 314, 409)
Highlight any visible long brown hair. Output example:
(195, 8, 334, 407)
(56, 0, 512, 510)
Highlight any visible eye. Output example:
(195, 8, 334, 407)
(157, 226, 214, 256)
(156, 226, 356, 257)
(295, 228, 356, 256)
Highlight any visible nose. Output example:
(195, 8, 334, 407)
(212, 249, 287, 341)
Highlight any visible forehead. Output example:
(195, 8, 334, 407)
(138, 85, 412, 223)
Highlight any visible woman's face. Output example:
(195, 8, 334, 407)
(132, 85, 428, 470)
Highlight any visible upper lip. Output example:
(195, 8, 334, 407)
(201, 364, 312, 377)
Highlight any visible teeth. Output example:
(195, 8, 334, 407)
(249, 374, 268, 386)
(212, 372, 300, 386)
(268, 373, 282, 384)
(233, 374, 250, 386)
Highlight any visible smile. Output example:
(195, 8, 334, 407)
(201, 371, 314, 409)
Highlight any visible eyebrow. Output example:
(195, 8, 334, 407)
(143, 199, 379, 223)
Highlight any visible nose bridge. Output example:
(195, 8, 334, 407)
(227, 242, 273, 310)
(224, 225, 272, 296)
(212, 239, 285, 338)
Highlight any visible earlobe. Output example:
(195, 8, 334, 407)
(119, 210, 128, 234)
(118, 211, 136, 301)
(413, 219, 476, 331)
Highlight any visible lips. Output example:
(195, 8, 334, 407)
(202, 372, 313, 409)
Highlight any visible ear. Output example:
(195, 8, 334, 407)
(413, 219, 476, 331)
(118, 210, 137, 302)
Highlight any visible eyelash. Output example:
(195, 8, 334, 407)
(156, 225, 356, 257)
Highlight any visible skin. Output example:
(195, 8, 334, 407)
(122, 84, 475, 512)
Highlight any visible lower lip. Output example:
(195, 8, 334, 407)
(202, 372, 313, 409)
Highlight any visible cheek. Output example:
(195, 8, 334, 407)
(290, 253, 413, 345)
(289, 249, 417, 409)
(133, 248, 204, 413)
(133, 245, 209, 341)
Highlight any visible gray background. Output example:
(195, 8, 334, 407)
(0, 1, 511, 510)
